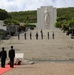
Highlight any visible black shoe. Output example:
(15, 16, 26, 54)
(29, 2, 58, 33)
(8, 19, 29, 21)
(2, 66, 5, 68)
(10, 66, 14, 68)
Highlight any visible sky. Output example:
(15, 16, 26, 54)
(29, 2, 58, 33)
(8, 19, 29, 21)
(0, 0, 74, 12)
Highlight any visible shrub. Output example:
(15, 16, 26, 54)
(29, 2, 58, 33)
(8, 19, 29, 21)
(71, 36, 74, 39)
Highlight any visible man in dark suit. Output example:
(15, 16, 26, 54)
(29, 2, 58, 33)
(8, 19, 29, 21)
(0, 47, 7, 68)
(9, 46, 15, 68)
(41, 32, 43, 39)
(24, 32, 26, 40)
(47, 32, 49, 39)
(52, 32, 54, 39)
(30, 32, 32, 40)
(40, 29, 43, 34)
(36, 32, 39, 40)
(17, 32, 20, 40)
(0, 52, 1, 58)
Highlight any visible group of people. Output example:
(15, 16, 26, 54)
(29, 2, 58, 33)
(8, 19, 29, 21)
(17, 30, 54, 40)
(35, 30, 54, 40)
(0, 46, 15, 68)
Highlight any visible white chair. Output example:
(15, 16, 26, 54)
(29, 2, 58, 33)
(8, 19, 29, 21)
(15, 53, 24, 59)
(15, 53, 34, 65)
(15, 53, 24, 65)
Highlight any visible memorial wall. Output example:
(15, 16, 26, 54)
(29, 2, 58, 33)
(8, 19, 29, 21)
(37, 6, 57, 29)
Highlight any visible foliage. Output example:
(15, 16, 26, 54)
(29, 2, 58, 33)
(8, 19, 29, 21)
(55, 7, 74, 33)
(54, 21, 61, 28)
(25, 24, 36, 30)
(68, 19, 74, 27)
(0, 32, 3, 35)
(55, 17, 69, 31)
(57, 7, 74, 20)
(55, 7, 74, 37)
(0, 9, 11, 20)
(4, 18, 11, 25)
(4, 19, 19, 26)
(9, 10, 37, 23)
(71, 36, 74, 39)
(25, 24, 36, 27)
(11, 19, 19, 25)
(25, 21, 29, 26)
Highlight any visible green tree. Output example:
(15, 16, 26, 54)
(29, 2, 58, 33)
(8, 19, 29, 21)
(12, 19, 19, 25)
(68, 19, 74, 28)
(54, 21, 61, 28)
(4, 18, 11, 26)
(0, 9, 11, 20)
(9, 10, 37, 23)
(4, 19, 19, 26)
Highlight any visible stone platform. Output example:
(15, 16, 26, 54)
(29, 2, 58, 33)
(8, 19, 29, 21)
(0, 28, 74, 61)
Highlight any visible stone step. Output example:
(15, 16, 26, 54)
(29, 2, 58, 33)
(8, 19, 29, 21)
(1, 28, 74, 61)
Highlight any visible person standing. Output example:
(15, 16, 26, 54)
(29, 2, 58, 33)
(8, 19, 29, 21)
(30, 32, 32, 40)
(0, 52, 1, 58)
(41, 32, 43, 39)
(17, 32, 20, 40)
(0, 47, 7, 68)
(36, 32, 39, 40)
(9, 46, 15, 68)
(40, 29, 43, 34)
(52, 32, 54, 39)
(24, 32, 26, 40)
(40, 29, 43, 39)
(47, 32, 49, 39)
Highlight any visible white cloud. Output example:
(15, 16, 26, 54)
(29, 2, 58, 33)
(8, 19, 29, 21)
(0, 0, 74, 12)
(53, 0, 74, 8)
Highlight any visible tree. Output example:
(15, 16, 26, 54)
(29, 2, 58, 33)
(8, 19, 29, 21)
(8, 10, 37, 23)
(54, 21, 61, 28)
(68, 19, 74, 28)
(4, 18, 11, 25)
(12, 19, 19, 25)
(4, 19, 19, 26)
(0, 9, 11, 20)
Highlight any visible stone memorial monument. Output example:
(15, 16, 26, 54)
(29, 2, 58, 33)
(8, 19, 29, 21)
(37, 6, 57, 29)
(44, 8, 49, 27)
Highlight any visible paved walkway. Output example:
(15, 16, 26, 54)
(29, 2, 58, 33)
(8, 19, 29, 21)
(2, 62, 74, 75)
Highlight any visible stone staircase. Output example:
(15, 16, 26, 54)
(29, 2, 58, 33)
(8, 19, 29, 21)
(0, 28, 74, 61)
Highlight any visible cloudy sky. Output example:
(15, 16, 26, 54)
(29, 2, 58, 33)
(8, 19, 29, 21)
(0, 0, 74, 12)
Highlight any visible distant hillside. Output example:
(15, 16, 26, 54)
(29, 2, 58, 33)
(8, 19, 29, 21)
(57, 7, 74, 19)
(8, 7, 74, 23)
(9, 10, 37, 23)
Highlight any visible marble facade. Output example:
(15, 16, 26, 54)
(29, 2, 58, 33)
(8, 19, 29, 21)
(37, 6, 57, 29)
